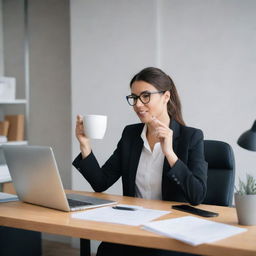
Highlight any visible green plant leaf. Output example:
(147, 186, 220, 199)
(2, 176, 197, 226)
(235, 174, 256, 195)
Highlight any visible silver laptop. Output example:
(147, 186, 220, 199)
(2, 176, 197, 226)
(2, 145, 116, 212)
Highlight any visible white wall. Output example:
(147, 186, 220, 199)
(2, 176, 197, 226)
(159, 0, 256, 181)
(28, 0, 71, 189)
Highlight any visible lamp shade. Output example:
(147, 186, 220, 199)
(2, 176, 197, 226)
(237, 120, 256, 151)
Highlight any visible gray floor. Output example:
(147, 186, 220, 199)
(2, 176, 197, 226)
(42, 240, 80, 256)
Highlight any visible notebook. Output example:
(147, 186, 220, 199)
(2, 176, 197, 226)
(2, 145, 116, 211)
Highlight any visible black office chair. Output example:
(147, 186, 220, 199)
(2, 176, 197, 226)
(203, 140, 235, 206)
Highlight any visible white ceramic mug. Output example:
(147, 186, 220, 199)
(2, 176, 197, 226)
(83, 114, 107, 139)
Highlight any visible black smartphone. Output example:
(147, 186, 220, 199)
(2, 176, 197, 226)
(172, 204, 219, 217)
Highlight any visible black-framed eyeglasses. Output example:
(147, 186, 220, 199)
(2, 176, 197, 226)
(126, 91, 165, 106)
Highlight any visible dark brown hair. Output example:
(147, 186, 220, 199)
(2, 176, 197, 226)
(130, 67, 185, 126)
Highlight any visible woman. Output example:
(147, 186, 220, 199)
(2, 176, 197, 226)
(73, 67, 207, 256)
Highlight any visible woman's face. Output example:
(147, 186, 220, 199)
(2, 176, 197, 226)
(130, 81, 170, 124)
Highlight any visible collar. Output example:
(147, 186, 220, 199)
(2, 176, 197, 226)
(140, 124, 151, 152)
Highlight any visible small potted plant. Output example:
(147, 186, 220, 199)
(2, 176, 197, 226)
(235, 174, 256, 225)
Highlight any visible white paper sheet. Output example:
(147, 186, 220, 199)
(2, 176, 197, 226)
(72, 205, 170, 226)
(143, 216, 247, 246)
(0, 164, 11, 183)
(0, 192, 18, 202)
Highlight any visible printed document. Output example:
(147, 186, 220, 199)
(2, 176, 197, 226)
(72, 205, 170, 226)
(143, 216, 247, 246)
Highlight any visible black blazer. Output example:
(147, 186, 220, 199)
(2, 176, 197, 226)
(73, 120, 208, 205)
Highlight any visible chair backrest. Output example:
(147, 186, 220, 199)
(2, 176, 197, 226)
(203, 140, 235, 206)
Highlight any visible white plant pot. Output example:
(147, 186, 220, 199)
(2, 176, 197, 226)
(234, 193, 256, 225)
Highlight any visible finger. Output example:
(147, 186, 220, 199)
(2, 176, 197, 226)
(156, 132, 167, 139)
(156, 121, 168, 129)
(151, 116, 169, 129)
(156, 127, 172, 138)
(76, 114, 83, 123)
(155, 127, 169, 134)
(149, 116, 158, 128)
(76, 116, 85, 134)
(76, 125, 83, 136)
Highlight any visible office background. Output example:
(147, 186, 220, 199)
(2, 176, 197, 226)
(71, 0, 256, 194)
(1, 0, 256, 252)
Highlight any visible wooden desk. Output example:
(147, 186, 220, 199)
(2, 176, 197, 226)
(0, 190, 255, 256)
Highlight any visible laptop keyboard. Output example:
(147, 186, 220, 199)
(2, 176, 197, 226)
(67, 198, 93, 207)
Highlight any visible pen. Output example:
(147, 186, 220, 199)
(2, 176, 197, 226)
(112, 206, 137, 211)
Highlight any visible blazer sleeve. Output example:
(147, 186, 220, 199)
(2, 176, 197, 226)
(72, 132, 124, 192)
(166, 129, 208, 205)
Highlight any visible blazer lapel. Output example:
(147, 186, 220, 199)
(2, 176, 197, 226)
(171, 119, 181, 154)
(128, 128, 144, 196)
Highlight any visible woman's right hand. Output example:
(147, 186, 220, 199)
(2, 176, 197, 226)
(75, 115, 91, 158)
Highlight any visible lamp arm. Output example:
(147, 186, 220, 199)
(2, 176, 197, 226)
(252, 120, 256, 132)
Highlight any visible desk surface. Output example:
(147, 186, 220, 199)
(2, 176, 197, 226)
(0, 190, 255, 256)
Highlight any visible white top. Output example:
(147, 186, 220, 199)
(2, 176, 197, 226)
(135, 124, 165, 200)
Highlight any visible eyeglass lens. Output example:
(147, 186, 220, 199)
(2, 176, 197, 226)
(126, 91, 164, 106)
(127, 92, 151, 106)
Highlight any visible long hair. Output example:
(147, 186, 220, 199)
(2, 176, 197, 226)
(130, 67, 185, 126)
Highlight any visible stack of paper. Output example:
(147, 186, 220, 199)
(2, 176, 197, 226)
(143, 216, 247, 246)
(0, 192, 18, 202)
(72, 205, 170, 226)
(0, 164, 11, 182)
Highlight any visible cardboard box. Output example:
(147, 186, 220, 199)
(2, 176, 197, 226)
(0, 120, 9, 136)
(5, 115, 24, 141)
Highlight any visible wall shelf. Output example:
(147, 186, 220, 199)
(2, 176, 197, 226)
(0, 99, 27, 104)
(0, 141, 28, 146)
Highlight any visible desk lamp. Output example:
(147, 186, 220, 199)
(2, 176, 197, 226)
(235, 119, 256, 225)
(237, 120, 256, 151)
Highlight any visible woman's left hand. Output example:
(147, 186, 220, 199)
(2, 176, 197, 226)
(152, 117, 178, 166)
